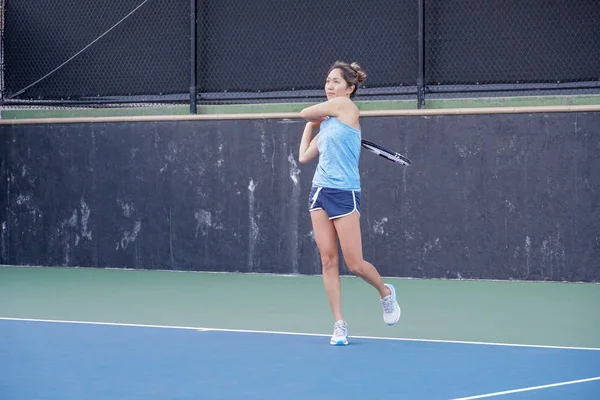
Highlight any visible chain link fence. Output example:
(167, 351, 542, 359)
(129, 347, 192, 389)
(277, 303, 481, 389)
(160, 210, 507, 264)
(425, 0, 600, 94)
(3, 0, 189, 104)
(194, 0, 417, 104)
(0, 0, 5, 98)
(1, 0, 599, 108)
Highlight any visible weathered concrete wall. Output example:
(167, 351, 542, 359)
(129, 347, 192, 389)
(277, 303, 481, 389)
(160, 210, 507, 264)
(1, 112, 598, 281)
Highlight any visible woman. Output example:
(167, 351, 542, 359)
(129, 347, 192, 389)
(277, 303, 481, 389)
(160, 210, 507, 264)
(298, 61, 401, 345)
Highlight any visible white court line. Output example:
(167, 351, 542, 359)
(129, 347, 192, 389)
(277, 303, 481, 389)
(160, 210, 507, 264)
(1, 317, 600, 351)
(451, 376, 600, 399)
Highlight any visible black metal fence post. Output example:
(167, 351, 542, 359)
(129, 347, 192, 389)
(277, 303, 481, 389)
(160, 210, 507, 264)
(190, 0, 197, 114)
(417, 0, 425, 108)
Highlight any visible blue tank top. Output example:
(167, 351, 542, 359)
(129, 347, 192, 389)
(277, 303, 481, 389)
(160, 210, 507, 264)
(312, 117, 361, 191)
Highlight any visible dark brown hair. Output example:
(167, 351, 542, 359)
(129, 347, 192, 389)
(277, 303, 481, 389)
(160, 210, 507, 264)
(327, 61, 367, 98)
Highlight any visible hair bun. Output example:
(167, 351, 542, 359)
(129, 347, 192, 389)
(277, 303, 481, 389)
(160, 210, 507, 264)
(350, 62, 367, 85)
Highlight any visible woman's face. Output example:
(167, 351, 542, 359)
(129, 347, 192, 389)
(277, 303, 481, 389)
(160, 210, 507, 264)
(325, 68, 354, 100)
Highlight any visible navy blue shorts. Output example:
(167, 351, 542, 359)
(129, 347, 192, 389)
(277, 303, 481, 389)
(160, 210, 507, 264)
(308, 187, 361, 220)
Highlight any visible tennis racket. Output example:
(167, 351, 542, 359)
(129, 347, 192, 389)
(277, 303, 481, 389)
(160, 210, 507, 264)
(361, 139, 411, 166)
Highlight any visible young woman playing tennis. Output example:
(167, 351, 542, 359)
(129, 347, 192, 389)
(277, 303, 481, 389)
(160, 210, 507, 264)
(298, 61, 401, 345)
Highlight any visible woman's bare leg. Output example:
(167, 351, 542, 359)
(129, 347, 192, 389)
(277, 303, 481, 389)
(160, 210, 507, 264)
(310, 209, 343, 321)
(332, 212, 390, 298)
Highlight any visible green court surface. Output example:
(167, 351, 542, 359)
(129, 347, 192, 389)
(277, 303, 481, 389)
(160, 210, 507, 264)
(1, 266, 598, 349)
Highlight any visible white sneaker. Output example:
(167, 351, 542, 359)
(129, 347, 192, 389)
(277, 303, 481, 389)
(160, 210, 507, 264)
(330, 320, 348, 345)
(381, 283, 401, 325)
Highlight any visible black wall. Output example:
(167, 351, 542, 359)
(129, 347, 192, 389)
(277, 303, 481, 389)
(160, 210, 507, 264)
(195, 0, 418, 93)
(1, 112, 599, 282)
(4, 0, 189, 99)
(425, 0, 600, 85)
(5, 0, 598, 100)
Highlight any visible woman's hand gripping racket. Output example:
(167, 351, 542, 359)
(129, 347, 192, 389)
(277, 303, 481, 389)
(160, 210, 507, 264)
(361, 140, 411, 166)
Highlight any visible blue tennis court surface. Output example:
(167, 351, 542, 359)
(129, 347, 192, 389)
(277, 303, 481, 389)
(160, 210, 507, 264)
(2, 319, 599, 399)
